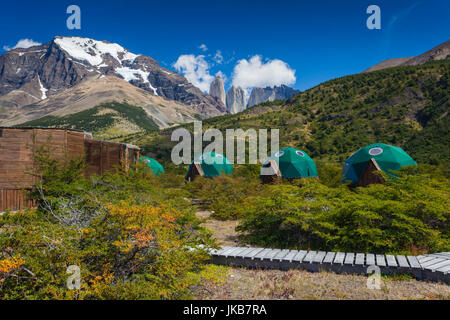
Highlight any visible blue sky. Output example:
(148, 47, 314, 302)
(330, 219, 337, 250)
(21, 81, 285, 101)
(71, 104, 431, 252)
(1, 0, 449, 92)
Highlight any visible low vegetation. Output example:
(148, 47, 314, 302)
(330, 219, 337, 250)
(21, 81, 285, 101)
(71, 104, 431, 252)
(188, 164, 449, 255)
(134, 60, 450, 165)
(0, 144, 448, 300)
(0, 146, 215, 299)
(195, 267, 450, 300)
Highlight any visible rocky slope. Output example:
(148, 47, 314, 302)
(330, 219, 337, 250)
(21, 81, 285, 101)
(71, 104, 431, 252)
(226, 86, 246, 114)
(2, 74, 199, 129)
(364, 39, 449, 72)
(363, 57, 413, 73)
(247, 85, 299, 108)
(0, 36, 226, 125)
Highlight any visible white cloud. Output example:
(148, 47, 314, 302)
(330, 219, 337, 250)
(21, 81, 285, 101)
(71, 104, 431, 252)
(173, 54, 214, 93)
(231, 55, 296, 92)
(213, 50, 223, 64)
(3, 38, 42, 51)
(198, 44, 208, 52)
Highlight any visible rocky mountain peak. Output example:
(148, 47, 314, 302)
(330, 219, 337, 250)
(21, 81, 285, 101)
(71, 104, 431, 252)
(226, 86, 246, 114)
(209, 75, 226, 105)
(0, 36, 226, 123)
(247, 85, 300, 108)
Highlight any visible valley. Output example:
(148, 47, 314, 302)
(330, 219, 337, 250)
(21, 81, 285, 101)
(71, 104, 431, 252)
(0, 33, 448, 301)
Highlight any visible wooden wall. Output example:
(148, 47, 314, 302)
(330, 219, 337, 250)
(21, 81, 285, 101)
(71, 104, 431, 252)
(357, 158, 386, 187)
(0, 128, 88, 190)
(0, 189, 35, 212)
(0, 127, 139, 212)
(85, 140, 139, 176)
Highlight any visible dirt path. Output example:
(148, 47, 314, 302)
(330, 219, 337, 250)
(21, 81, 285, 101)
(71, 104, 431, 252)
(196, 211, 244, 247)
(196, 211, 450, 300)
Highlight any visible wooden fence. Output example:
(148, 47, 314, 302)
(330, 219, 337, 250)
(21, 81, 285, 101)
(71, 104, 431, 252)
(0, 127, 139, 212)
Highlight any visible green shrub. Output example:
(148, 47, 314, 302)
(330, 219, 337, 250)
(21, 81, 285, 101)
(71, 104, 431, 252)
(184, 174, 265, 220)
(238, 172, 449, 255)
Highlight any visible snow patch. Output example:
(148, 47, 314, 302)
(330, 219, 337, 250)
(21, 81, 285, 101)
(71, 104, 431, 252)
(115, 67, 158, 95)
(15, 50, 45, 57)
(54, 37, 138, 67)
(37, 76, 48, 100)
(54, 37, 159, 95)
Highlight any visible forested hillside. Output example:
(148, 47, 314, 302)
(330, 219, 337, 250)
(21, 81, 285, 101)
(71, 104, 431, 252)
(134, 60, 449, 165)
(19, 102, 159, 141)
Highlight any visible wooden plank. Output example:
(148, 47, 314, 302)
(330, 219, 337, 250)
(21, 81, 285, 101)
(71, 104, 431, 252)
(407, 256, 422, 269)
(303, 251, 317, 263)
(355, 253, 365, 266)
(436, 264, 450, 273)
(313, 251, 326, 264)
(214, 247, 233, 256)
(376, 255, 386, 267)
(437, 252, 450, 257)
(344, 253, 355, 265)
(246, 248, 265, 259)
(254, 248, 273, 260)
(333, 252, 345, 265)
(235, 247, 256, 258)
(366, 254, 375, 266)
(322, 252, 336, 264)
(281, 250, 298, 262)
(422, 259, 450, 271)
(292, 250, 308, 263)
(229, 247, 251, 258)
(420, 257, 446, 268)
(273, 249, 291, 261)
(417, 255, 436, 264)
(426, 253, 450, 260)
(385, 255, 398, 267)
(223, 247, 245, 257)
(220, 247, 240, 257)
(396, 255, 410, 268)
(264, 249, 282, 261)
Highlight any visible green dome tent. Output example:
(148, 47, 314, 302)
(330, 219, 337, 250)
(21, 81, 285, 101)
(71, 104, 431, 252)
(342, 143, 417, 186)
(185, 152, 233, 181)
(139, 157, 165, 176)
(260, 147, 318, 182)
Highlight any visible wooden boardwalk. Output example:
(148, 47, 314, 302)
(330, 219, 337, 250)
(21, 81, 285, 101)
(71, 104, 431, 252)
(210, 247, 450, 284)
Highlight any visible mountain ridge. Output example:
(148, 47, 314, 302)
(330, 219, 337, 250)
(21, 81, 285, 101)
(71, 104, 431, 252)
(364, 39, 449, 72)
(0, 36, 226, 126)
(247, 85, 300, 108)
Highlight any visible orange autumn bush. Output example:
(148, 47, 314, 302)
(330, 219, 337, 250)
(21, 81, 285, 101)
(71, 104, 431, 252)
(0, 152, 214, 300)
(0, 202, 212, 300)
(0, 255, 25, 284)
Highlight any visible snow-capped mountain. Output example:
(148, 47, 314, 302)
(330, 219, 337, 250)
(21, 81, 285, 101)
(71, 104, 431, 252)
(53, 37, 160, 95)
(0, 36, 226, 124)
